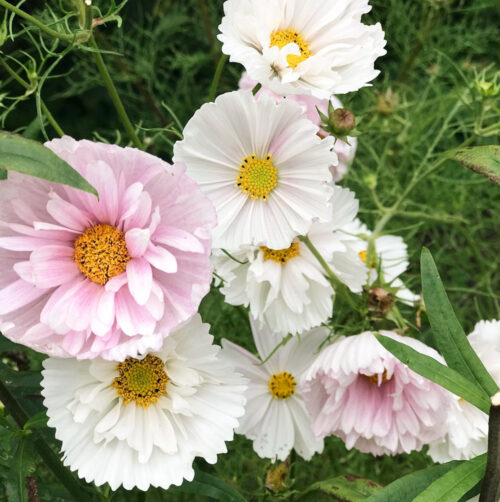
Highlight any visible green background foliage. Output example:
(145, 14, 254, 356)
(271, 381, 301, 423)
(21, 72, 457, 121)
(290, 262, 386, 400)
(0, 0, 499, 500)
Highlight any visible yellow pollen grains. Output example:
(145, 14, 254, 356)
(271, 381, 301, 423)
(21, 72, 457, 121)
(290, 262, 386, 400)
(358, 250, 377, 269)
(269, 371, 297, 399)
(270, 28, 313, 68)
(236, 154, 278, 200)
(112, 355, 169, 407)
(260, 242, 300, 264)
(74, 224, 131, 285)
(360, 370, 392, 386)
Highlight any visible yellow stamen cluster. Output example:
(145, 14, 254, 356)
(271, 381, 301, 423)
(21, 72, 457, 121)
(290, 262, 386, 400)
(112, 355, 169, 407)
(236, 154, 278, 200)
(74, 224, 131, 285)
(360, 369, 391, 386)
(269, 371, 297, 399)
(260, 242, 300, 264)
(270, 28, 313, 68)
(358, 250, 377, 269)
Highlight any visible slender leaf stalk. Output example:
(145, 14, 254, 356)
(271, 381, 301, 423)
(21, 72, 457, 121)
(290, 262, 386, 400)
(208, 54, 228, 102)
(88, 36, 144, 150)
(480, 392, 500, 502)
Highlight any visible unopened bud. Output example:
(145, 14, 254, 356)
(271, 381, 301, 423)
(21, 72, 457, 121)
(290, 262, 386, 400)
(329, 108, 356, 135)
(265, 461, 289, 493)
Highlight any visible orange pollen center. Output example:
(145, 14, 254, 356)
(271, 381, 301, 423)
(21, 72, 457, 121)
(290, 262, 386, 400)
(260, 242, 300, 264)
(360, 370, 392, 386)
(74, 224, 131, 285)
(269, 371, 296, 399)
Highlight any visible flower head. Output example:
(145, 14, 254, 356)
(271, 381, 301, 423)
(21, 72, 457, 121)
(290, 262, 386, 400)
(41, 314, 247, 491)
(219, 0, 387, 99)
(302, 331, 451, 456)
(239, 73, 357, 182)
(0, 137, 216, 360)
(222, 320, 325, 460)
(213, 186, 367, 335)
(173, 90, 335, 249)
(428, 319, 500, 462)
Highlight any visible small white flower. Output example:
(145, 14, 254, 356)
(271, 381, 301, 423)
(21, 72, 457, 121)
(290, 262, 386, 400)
(218, 0, 387, 99)
(222, 320, 326, 460)
(174, 90, 336, 249)
(213, 186, 367, 335)
(347, 220, 419, 305)
(428, 319, 500, 463)
(41, 315, 247, 491)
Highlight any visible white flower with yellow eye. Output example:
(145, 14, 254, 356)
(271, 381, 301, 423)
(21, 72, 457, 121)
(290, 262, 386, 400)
(218, 0, 387, 99)
(173, 90, 336, 250)
(41, 315, 247, 491)
(222, 320, 326, 461)
(213, 186, 367, 335)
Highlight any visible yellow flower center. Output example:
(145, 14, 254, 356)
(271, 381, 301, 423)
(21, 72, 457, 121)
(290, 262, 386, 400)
(236, 154, 278, 200)
(260, 242, 300, 264)
(112, 354, 169, 407)
(360, 370, 391, 386)
(358, 250, 376, 269)
(270, 28, 313, 68)
(74, 224, 131, 285)
(269, 371, 296, 399)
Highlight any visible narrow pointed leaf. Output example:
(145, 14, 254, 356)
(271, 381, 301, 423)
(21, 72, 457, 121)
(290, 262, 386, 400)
(375, 335, 490, 413)
(421, 247, 498, 396)
(454, 145, 500, 185)
(413, 454, 486, 502)
(0, 132, 97, 196)
(305, 474, 383, 500)
(366, 461, 463, 502)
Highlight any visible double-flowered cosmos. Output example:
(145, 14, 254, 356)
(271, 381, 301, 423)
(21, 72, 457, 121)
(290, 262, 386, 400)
(0, 0, 492, 492)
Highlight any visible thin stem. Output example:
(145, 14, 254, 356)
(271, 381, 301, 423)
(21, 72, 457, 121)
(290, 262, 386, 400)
(0, 0, 84, 41)
(0, 379, 92, 502)
(480, 392, 500, 502)
(252, 83, 262, 96)
(1, 59, 65, 136)
(88, 36, 144, 150)
(299, 235, 358, 310)
(208, 54, 228, 102)
(257, 333, 293, 366)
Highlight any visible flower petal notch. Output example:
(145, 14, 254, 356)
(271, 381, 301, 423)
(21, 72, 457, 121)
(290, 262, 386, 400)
(0, 137, 216, 360)
(218, 0, 387, 99)
(41, 315, 247, 491)
(173, 90, 336, 250)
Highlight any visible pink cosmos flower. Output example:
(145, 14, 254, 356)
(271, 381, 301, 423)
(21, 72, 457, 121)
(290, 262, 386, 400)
(239, 73, 357, 182)
(302, 331, 451, 456)
(0, 137, 216, 360)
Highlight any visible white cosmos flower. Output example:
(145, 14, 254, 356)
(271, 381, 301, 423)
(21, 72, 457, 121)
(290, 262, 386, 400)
(173, 90, 336, 249)
(213, 186, 367, 335)
(347, 220, 419, 305)
(41, 315, 247, 491)
(218, 0, 387, 99)
(428, 320, 500, 463)
(222, 320, 326, 460)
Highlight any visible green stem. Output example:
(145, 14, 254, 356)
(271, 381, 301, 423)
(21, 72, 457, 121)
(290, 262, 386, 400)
(89, 36, 144, 150)
(0, 0, 85, 41)
(257, 333, 293, 366)
(1, 59, 65, 136)
(299, 235, 358, 310)
(480, 393, 500, 502)
(208, 54, 228, 102)
(252, 83, 262, 96)
(0, 379, 92, 502)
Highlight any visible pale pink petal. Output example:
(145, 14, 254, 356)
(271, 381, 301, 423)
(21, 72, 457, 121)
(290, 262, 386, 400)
(125, 228, 150, 258)
(153, 227, 204, 253)
(0, 279, 47, 315)
(127, 258, 153, 306)
(144, 244, 177, 274)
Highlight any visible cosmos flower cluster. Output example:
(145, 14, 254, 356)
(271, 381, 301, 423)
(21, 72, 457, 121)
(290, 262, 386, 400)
(0, 0, 488, 494)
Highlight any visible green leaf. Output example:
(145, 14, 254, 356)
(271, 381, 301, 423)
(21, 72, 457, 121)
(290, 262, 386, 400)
(421, 247, 498, 397)
(366, 461, 463, 502)
(23, 411, 48, 432)
(4, 436, 36, 502)
(413, 454, 486, 502)
(305, 474, 383, 501)
(454, 145, 500, 185)
(169, 470, 247, 502)
(0, 168, 6, 180)
(375, 335, 491, 413)
(0, 132, 97, 196)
